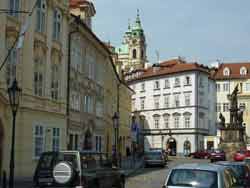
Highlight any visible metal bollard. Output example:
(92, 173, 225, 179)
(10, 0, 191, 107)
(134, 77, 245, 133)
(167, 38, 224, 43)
(2, 171, 7, 188)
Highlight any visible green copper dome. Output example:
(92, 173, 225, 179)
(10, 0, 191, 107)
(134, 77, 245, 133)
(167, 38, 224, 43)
(115, 44, 129, 54)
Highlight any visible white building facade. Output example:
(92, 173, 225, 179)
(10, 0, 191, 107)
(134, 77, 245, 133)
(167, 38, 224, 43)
(125, 59, 216, 156)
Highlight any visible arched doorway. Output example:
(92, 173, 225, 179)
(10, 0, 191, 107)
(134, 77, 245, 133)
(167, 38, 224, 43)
(183, 140, 191, 157)
(167, 137, 177, 156)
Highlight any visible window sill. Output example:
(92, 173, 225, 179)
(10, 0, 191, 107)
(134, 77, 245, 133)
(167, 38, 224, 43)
(163, 87, 171, 89)
(174, 85, 180, 88)
(154, 88, 160, 91)
(184, 84, 192, 87)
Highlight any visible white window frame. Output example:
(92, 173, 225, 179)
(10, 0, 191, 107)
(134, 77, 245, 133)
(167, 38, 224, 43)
(6, 47, 17, 86)
(140, 97, 145, 110)
(164, 95, 169, 108)
(223, 67, 230, 76)
(174, 78, 180, 87)
(184, 115, 191, 128)
(223, 83, 229, 92)
(164, 79, 170, 88)
(33, 125, 45, 159)
(163, 114, 170, 128)
(36, 0, 46, 33)
(153, 115, 160, 129)
(174, 94, 180, 107)
(216, 84, 220, 92)
(184, 93, 190, 106)
(246, 83, 250, 92)
(240, 67, 247, 76)
(174, 115, 180, 128)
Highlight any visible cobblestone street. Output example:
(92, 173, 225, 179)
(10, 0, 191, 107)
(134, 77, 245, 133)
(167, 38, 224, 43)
(126, 158, 209, 188)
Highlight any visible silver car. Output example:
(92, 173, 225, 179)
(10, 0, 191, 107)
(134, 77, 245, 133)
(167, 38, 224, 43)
(144, 151, 166, 167)
(163, 163, 242, 188)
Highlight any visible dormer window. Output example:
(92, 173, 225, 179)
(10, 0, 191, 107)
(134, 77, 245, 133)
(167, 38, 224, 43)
(240, 66, 247, 76)
(223, 67, 230, 76)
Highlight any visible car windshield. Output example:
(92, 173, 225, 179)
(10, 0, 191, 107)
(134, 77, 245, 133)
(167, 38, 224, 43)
(38, 153, 56, 169)
(228, 165, 245, 178)
(167, 169, 218, 188)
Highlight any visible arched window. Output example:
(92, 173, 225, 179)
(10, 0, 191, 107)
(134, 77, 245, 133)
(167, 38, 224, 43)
(34, 57, 45, 96)
(36, 0, 46, 33)
(132, 49, 137, 59)
(223, 67, 230, 76)
(53, 8, 62, 40)
(173, 113, 181, 128)
(240, 66, 247, 76)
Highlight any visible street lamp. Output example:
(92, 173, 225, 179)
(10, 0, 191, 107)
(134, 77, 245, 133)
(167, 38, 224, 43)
(7, 78, 21, 188)
(112, 112, 119, 167)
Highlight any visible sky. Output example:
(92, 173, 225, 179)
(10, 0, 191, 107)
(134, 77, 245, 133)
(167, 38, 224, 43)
(92, 0, 250, 65)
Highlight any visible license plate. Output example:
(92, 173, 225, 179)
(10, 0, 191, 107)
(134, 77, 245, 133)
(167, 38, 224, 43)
(39, 178, 53, 183)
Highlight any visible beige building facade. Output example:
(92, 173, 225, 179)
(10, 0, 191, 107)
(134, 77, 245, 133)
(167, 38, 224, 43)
(0, 0, 69, 177)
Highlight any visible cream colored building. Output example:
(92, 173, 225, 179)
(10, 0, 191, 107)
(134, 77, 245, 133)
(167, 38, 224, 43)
(214, 62, 250, 138)
(0, 0, 69, 177)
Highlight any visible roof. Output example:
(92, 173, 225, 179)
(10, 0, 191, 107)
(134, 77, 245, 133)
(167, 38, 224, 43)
(173, 163, 226, 172)
(213, 62, 250, 80)
(70, 0, 96, 15)
(125, 59, 210, 82)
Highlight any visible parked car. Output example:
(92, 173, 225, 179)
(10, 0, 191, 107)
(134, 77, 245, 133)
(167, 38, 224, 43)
(149, 148, 168, 162)
(216, 161, 250, 186)
(33, 151, 125, 188)
(162, 163, 242, 188)
(234, 150, 250, 161)
(190, 150, 211, 159)
(144, 151, 166, 167)
(210, 149, 226, 162)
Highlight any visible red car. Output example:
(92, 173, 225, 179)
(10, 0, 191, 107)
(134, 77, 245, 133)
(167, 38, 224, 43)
(210, 149, 226, 162)
(234, 150, 250, 161)
(190, 150, 211, 159)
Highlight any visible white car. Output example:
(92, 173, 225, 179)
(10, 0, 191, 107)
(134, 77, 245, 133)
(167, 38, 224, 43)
(162, 163, 242, 188)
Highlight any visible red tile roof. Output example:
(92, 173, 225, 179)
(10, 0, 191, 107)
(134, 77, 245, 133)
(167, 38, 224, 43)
(213, 62, 250, 80)
(70, 0, 95, 13)
(125, 59, 210, 82)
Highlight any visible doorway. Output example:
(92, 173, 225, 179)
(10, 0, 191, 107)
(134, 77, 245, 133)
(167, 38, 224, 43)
(167, 138, 177, 156)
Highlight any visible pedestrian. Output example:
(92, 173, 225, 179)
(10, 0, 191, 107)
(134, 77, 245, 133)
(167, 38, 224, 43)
(126, 146, 131, 157)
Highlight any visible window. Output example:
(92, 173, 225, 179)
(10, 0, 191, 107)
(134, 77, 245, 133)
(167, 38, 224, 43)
(184, 76, 191, 85)
(95, 136, 102, 152)
(154, 80, 160, 90)
(199, 77, 204, 88)
(36, 0, 46, 33)
(184, 115, 191, 128)
(9, 0, 20, 17)
(34, 125, 44, 158)
(174, 94, 180, 107)
(132, 99, 136, 111)
(216, 84, 220, 92)
(6, 47, 17, 86)
(84, 96, 94, 113)
(223, 67, 230, 76)
(164, 95, 170, 108)
(163, 114, 170, 128)
(240, 67, 247, 76)
(132, 49, 137, 59)
(164, 79, 170, 88)
(223, 83, 229, 92)
(154, 96, 160, 109)
(52, 128, 60, 151)
(70, 92, 80, 111)
(71, 37, 82, 71)
(223, 103, 229, 112)
(86, 55, 96, 80)
(153, 115, 160, 129)
(141, 83, 145, 92)
(184, 93, 191, 106)
(140, 97, 145, 110)
(96, 100, 104, 117)
(245, 83, 250, 92)
(216, 103, 221, 112)
(34, 58, 45, 96)
(52, 9, 62, 40)
(174, 115, 180, 128)
(174, 78, 180, 87)
(51, 64, 60, 100)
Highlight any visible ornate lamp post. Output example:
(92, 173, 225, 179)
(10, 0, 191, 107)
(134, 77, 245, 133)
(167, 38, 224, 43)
(7, 79, 22, 188)
(112, 112, 119, 167)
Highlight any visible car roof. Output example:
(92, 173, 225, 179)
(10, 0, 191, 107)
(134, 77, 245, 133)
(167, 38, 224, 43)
(216, 161, 246, 166)
(173, 163, 226, 172)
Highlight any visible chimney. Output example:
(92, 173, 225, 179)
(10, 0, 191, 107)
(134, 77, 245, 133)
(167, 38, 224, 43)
(70, 0, 96, 30)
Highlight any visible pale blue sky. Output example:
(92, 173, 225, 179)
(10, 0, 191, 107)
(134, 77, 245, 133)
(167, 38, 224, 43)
(92, 0, 250, 65)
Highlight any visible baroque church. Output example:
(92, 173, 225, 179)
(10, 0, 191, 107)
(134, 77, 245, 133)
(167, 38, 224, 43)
(115, 10, 147, 73)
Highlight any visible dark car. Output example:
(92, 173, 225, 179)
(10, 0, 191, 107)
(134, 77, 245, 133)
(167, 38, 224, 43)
(144, 151, 166, 167)
(215, 161, 250, 186)
(190, 150, 211, 159)
(33, 151, 125, 188)
(210, 149, 226, 162)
